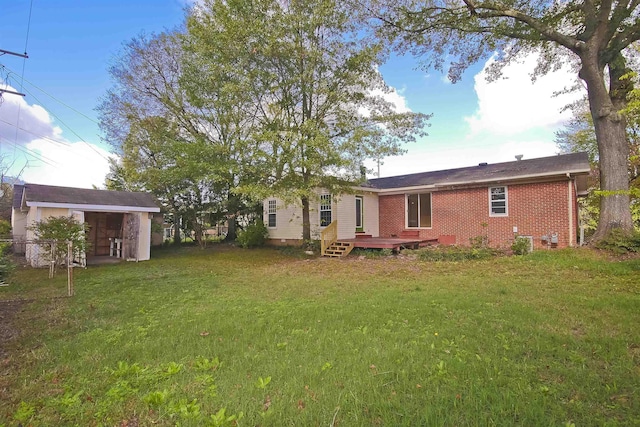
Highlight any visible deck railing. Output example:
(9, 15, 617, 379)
(320, 220, 338, 256)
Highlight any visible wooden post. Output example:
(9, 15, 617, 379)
(67, 241, 74, 297)
(49, 241, 55, 279)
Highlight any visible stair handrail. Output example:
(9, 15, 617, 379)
(320, 220, 338, 256)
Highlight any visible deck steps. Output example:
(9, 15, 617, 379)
(323, 241, 354, 257)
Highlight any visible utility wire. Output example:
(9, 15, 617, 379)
(0, 118, 72, 148)
(18, 84, 111, 161)
(1, 65, 99, 125)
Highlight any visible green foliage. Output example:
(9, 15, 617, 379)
(2, 246, 640, 425)
(351, 248, 394, 258)
(303, 239, 320, 252)
(27, 216, 88, 272)
(411, 245, 502, 261)
(556, 101, 640, 231)
(511, 236, 532, 255)
(0, 242, 15, 282)
(0, 219, 11, 237)
(185, 0, 429, 240)
(368, 0, 637, 236)
(594, 229, 640, 254)
(236, 221, 269, 248)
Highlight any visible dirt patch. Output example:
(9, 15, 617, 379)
(0, 299, 31, 359)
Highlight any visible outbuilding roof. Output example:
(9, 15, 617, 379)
(366, 152, 590, 190)
(13, 183, 160, 211)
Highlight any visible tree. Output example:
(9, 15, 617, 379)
(98, 32, 256, 243)
(186, 0, 430, 240)
(557, 100, 640, 231)
(28, 216, 88, 276)
(362, 0, 640, 241)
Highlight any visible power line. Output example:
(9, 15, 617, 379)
(1, 64, 98, 125)
(0, 118, 72, 148)
(17, 85, 111, 161)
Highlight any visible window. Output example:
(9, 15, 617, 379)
(267, 199, 277, 227)
(320, 194, 332, 227)
(355, 196, 363, 232)
(489, 186, 508, 216)
(406, 193, 431, 228)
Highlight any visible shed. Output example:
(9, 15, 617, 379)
(12, 184, 161, 266)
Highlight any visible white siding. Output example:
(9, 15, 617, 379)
(138, 212, 152, 261)
(265, 190, 380, 241)
(264, 198, 305, 240)
(336, 195, 355, 239)
(363, 192, 379, 236)
(25, 207, 69, 267)
(11, 208, 28, 239)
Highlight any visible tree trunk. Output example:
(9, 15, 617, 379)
(173, 211, 182, 245)
(580, 54, 634, 241)
(301, 195, 311, 242)
(226, 218, 237, 242)
(224, 192, 239, 242)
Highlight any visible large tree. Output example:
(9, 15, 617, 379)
(557, 100, 640, 230)
(98, 31, 256, 242)
(186, 0, 430, 240)
(362, 0, 640, 241)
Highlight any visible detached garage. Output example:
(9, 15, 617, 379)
(12, 184, 161, 266)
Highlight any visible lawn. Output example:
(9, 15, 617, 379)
(0, 245, 639, 426)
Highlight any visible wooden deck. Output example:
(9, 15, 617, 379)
(336, 236, 438, 251)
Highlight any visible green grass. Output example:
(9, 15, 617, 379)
(1, 245, 639, 426)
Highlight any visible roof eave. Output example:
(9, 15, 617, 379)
(26, 201, 161, 213)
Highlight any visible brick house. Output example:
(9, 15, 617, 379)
(264, 152, 590, 253)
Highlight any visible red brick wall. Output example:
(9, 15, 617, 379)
(378, 180, 577, 249)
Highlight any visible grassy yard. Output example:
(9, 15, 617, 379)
(0, 246, 639, 426)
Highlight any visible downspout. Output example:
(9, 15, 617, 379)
(567, 173, 574, 248)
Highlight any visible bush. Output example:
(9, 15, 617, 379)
(236, 221, 269, 248)
(0, 242, 14, 283)
(411, 245, 502, 262)
(511, 236, 532, 255)
(0, 219, 11, 238)
(594, 229, 640, 254)
(27, 216, 89, 274)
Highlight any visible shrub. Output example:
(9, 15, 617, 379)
(236, 221, 269, 248)
(411, 245, 502, 262)
(27, 216, 89, 274)
(511, 236, 532, 255)
(0, 219, 11, 237)
(0, 242, 14, 283)
(594, 229, 640, 254)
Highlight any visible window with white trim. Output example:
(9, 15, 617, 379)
(406, 193, 432, 228)
(267, 199, 277, 227)
(320, 194, 332, 227)
(489, 186, 508, 216)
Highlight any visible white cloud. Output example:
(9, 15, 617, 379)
(368, 137, 559, 178)
(1, 84, 113, 188)
(465, 53, 583, 136)
(21, 139, 114, 188)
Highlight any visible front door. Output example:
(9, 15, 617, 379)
(355, 196, 364, 232)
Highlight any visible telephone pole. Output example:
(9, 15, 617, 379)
(0, 48, 29, 97)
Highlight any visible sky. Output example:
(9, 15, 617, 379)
(0, 0, 584, 189)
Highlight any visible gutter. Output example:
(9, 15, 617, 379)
(26, 201, 161, 213)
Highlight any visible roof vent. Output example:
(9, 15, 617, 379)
(478, 162, 488, 167)
(515, 154, 523, 161)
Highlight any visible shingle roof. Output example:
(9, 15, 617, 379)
(14, 183, 160, 210)
(12, 184, 24, 209)
(367, 152, 590, 190)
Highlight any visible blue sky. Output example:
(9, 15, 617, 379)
(1, 0, 582, 188)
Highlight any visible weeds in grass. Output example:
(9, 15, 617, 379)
(409, 244, 502, 261)
(1, 246, 639, 425)
(594, 228, 640, 254)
